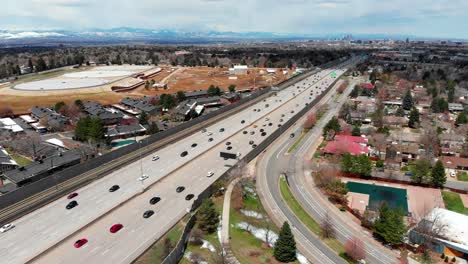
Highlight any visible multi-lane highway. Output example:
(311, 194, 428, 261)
(0, 59, 354, 264)
(256, 76, 399, 264)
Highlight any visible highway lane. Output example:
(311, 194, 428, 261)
(258, 76, 399, 264)
(32, 64, 353, 263)
(0, 63, 349, 263)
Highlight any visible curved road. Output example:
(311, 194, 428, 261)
(257, 77, 399, 264)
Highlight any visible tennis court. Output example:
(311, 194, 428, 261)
(347, 181, 408, 214)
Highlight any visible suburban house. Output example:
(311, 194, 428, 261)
(120, 96, 160, 115)
(409, 208, 468, 257)
(440, 133, 465, 155)
(229, 65, 248, 75)
(105, 124, 147, 140)
(0, 118, 24, 134)
(174, 99, 198, 121)
(383, 116, 407, 127)
(184, 90, 210, 100)
(440, 156, 468, 171)
(322, 135, 369, 156)
(2, 150, 82, 187)
(30, 106, 69, 131)
(449, 103, 464, 112)
(0, 146, 18, 174)
(82, 101, 124, 125)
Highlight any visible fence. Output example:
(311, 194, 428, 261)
(159, 59, 348, 264)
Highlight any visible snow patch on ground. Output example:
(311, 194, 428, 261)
(184, 251, 209, 264)
(201, 239, 216, 252)
(244, 186, 257, 197)
(240, 209, 264, 219)
(236, 221, 310, 264)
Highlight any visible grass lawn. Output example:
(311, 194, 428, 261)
(457, 173, 468, 182)
(6, 151, 32, 167)
(288, 130, 307, 153)
(133, 215, 189, 264)
(279, 176, 349, 262)
(442, 191, 468, 215)
(229, 180, 296, 264)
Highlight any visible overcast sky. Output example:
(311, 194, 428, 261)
(2, 0, 468, 39)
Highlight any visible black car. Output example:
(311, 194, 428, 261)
(250, 131, 255, 135)
(226, 142, 231, 146)
(143, 210, 154, 218)
(243, 131, 248, 134)
(279, 119, 283, 122)
(290, 133, 295, 138)
(185, 194, 195, 201)
(281, 114, 285, 117)
(208, 138, 214, 142)
(260, 129, 264, 132)
(278, 124, 282, 127)
(109, 185, 120, 192)
(227, 146, 232, 150)
(291, 110, 295, 114)
(176, 186, 185, 193)
(219, 128, 225, 132)
(241, 120, 245, 124)
(249, 140, 254, 145)
(149, 197, 161, 205)
(268, 123, 273, 126)
(66, 200, 78, 210)
(191, 143, 197, 148)
(261, 132, 267, 136)
(180, 151, 188, 157)
(252, 144, 257, 148)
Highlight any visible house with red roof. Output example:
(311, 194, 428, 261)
(360, 83, 375, 90)
(322, 135, 370, 156)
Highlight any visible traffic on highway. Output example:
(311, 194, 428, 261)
(0, 59, 354, 264)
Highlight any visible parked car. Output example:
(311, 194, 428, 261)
(152, 156, 160, 161)
(138, 175, 149, 181)
(207, 171, 214, 177)
(185, 194, 195, 200)
(176, 186, 185, 193)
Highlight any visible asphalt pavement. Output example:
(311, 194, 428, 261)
(0, 60, 354, 264)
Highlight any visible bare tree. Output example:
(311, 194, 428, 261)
(345, 237, 366, 261)
(320, 211, 336, 239)
(412, 204, 448, 257)
(264, 219, 273, 247)
(210, 245, 229, 264)
(0, 107, 13, 118)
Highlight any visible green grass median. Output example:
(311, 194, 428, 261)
(279, 176, 349, 262)
(442, 191, 468, 215)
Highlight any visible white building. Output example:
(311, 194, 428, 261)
(229, 65, 248, 75)
(0, 118, 24, 133)
(410, 208, 468, 256)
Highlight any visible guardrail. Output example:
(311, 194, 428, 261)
(158, 58, 351, 264)
(0, 66, 321, 225)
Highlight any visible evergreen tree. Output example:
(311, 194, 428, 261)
(323, 116, 341, 138)
(197, 199, 220, 233)
(36, 57, 48, 72)
(410, 159, 431, 184)
(28, 58, 34, 72)
(274, 222, 297, 262)
(139, 111, 149, 125)
(395, 107, 405, 117)
(228, 84, 236, 93)
(402, 90, 414, 110)
(373, 203, 406, 246)
(147, 122, 160, 135)
(431, 160, 446, 188)
(408, 107, 420, 128)
(456, 112, 468, 126)
(176, 91, 186, 102)
(351, 126, 361, 136)
(350, 85, 360, 98)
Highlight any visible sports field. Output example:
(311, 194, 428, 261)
(347, 181, 409, 214)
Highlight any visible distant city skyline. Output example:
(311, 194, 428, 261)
(1, 0, 468, 40)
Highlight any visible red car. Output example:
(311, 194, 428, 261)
(67, 192, 78, 199)
(110, 224, 123, 233)
(74, 238, 88, 248)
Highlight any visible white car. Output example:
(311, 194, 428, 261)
(207, 132, 213, 136)
(138, 175, 149, 181)
(236, 152, 241, 157)
(0, 223, 14, 233)
(207, 171, 214, 177)
(152, 155, 159, 161)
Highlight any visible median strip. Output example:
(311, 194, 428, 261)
(278, 175, 351, 263)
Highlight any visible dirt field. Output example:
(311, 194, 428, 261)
(0, 66, 290, 114)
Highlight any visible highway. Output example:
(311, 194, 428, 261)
(256, 76, 399, 264)
(0, 60, 354, 264)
